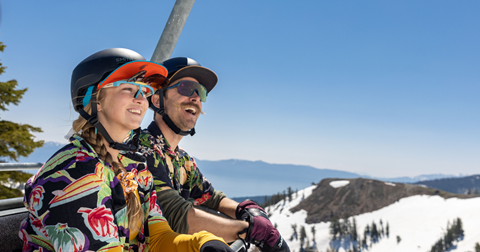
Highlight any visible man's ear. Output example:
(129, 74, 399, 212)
(151, 93, 160, 109)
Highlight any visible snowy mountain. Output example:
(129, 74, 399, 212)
(266, 179, 480, 252)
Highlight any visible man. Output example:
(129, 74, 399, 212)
(138, 57, 290, 252)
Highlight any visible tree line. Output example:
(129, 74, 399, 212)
(261, 186, 300, 208)
(430, 218, 464, 252)
(328, 218, 391, 252)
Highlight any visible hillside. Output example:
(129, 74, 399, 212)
(267, 181, 480, 252)
(290, 178, 478, 224)
(414, 174, 480, 194)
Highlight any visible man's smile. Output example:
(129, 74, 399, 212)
(184, 107, 197, 116)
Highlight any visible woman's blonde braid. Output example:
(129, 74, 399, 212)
(72, 101, 145, 236)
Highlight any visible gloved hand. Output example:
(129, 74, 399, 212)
(236, 200, 290, 252)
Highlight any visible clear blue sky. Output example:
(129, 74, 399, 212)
(0, 1, 478, 177)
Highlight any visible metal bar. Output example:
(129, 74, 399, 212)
(0, 207, 27, 217)
(0, 162, 43, 171)
(0, 163, 39, 212)
(230, 239, 247, 252)
(193, 206, 248, 251)
(0, 197, 24, 211)
(151, 0, 196, 63)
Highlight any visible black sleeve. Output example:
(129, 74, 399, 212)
(201, 240, 235, 252)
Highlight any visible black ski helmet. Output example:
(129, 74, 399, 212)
(149, 57, 218, 137)
(71, 48, 146, 112)
(70, 48, 168, 152)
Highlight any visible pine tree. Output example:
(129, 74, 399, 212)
(371, 222, 378, 242)
(365, 224, 370, 237)
(300, 225, 306, 250)
(454, 217, 464, 237)
(380, 219, 384, 236)
(343, 218, 351, 237)
(291, 224, 298, 241)
(351, 218, 358, 241)
(362, 234, 367, 249)
(330, 218, 340, 239)
(474, 242, 480, 252)
(444, 229, 453, 250)
(311, 226, 316, 242)
(386, 222, 390, 237)
(339, 219, 347, 237)
(287, 187, 293, 201)
(0, 42, 44, 162)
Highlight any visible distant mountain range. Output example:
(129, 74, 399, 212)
(11, 141, 467, 197)
(195, 159, 361, 197)
(377, 173, 469, 183)
(414, 174, 480, 194)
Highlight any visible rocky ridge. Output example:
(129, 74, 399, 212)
(290, 178, 479, 224)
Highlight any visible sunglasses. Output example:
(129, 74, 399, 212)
(104, 81, 156, 98)
(166, 81, 208, 102)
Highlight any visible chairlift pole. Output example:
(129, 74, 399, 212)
(151, 0, 196, 63)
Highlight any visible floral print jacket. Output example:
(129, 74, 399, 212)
(138, 122, 220, 206)
(19, 135, 166, 252)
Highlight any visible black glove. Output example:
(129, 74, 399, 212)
(236, 200, 290, 252)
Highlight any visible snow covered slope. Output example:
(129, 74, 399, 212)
(266, 185, 480, 252)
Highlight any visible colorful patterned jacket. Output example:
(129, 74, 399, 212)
(19, 135, 167, 251)
(138, 122, 226, 233)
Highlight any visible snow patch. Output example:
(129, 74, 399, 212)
(330, 180, 350, 188)
(385, 182, 396, 186)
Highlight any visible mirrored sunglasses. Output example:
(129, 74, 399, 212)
(103, 81, 156, 98)
(166, 80, 207, 102)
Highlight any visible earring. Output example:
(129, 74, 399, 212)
(95, 128, 97, 135)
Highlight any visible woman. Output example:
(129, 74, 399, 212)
(19, 48, 233, 252)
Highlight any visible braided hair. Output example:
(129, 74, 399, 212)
(72, 90, 145, 236)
